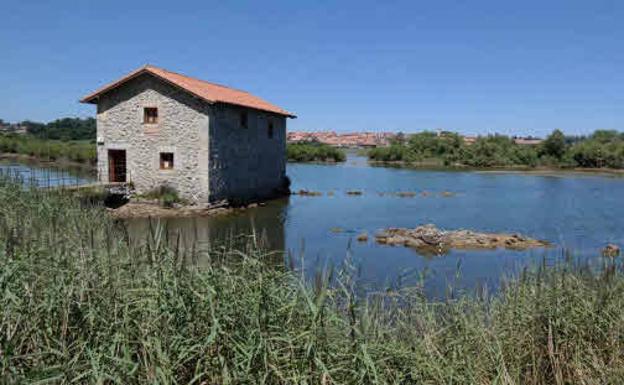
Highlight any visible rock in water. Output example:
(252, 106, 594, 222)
(602, 244, 620, 257)
(296, 189, 323, 196)
(375, 224, 550, 255)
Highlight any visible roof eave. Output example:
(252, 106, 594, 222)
(80, 65, 296, 117)
(80, 66, 152, 104)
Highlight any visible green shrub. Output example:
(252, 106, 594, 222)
(0, 134, 96, 165)
(142, 184, 183, 207)
(367, 129, 624, 170)
(569, 131, 624, 169)
(161, 191, 180, 207)
(368, 144, 407, 162)
(287, 142, 346, 162)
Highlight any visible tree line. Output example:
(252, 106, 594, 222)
(368, 129, 624, 169)
(1, 117, 95, 141)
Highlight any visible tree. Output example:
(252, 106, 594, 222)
(21, 117, 96, 141)
(541, 129, 567, 160)
(392, 132, 406, 145)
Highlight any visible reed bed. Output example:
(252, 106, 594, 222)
(1, 178, 624, 384)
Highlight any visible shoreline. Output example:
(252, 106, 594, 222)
(109, 201, 236, 219)
(367, 160, 624, 177)
(0, 152, 96, 173)
(4, 150, 624, 177)
(109, 198, 281, 219)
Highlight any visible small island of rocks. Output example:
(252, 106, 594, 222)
(376, 224, 551, 254)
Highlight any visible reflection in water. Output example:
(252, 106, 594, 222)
(0, 160, 95, 187)
(3, 154, 624, 295)
(125, 198, 288, 264)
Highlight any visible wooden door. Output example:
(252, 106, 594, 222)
(108, 150, 126, 182)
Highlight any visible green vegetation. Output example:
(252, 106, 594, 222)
(17, 117, 96, 141)
(369, 129, 624, 169)
(0, 117, 96, 165)
(140, 184, 185, 207)
(569, 130, 624, 168)
(0, 133, 96, 165)
(287, 142, 346, 162)
(2, 178, 624, 383)
(369, 131, 464, 165)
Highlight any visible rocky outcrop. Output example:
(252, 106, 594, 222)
(376, 224, 550, 254)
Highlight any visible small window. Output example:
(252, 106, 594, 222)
(144, 107, 158, 124)
(240, 111, 248, 128)
(267, 121, 274, 139)
(160, 152, 174, 170)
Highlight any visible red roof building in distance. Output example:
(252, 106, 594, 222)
(287, 131, 395, 147)
(513, 137, 543, 145)
(289, 131, 543, 148)
(81, 65, 295, 118)
(463, 135, 543, 146)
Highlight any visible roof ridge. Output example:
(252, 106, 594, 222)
(81, 65, 295, 117)
(146, 65, 254, 96)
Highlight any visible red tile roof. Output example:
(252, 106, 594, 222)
(81, 65, 295, 118)
(287, 131, 395, 147)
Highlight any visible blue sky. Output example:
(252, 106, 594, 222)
(1, 0, 622, 136)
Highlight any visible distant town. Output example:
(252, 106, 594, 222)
(0, 120, 27, 135)
(1, 118, 544, 148)
(287, 130, 544, 147)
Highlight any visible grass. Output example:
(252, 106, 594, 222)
(1, 177, 624, 383)
(0, 133, 96, 165)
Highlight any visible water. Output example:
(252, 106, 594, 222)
(5, 154, 624, 294)
(0, 160, 95, 187)
(126, 153, 624, 294)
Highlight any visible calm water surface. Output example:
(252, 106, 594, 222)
(4, 155, 624, 294)
(127, 153, 624, 294)
(0, 160, 94, 187)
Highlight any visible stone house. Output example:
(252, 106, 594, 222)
(81, 65, 295, 204)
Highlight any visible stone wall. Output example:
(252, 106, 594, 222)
(95, 73, 288, 205)
(209, 104, 287, 203)
(96, 73, 210, 203)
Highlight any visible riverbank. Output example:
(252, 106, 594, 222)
(108, 199, 269, 219)
(0, 134, 96, 165)
(2, 177, 624, 383)
(0, 152, 96, 172)
(8, 149, 621, 179)
(4, 143, 624, 181)
(369, 159, 624, 177)
(367, 129, 624, 171)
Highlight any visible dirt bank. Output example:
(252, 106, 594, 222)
(108, 201, 260, 219)
(376, 224, 551, 254)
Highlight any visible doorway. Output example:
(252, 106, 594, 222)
(108, 149, 127, 182)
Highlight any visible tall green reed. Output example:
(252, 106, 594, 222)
(1, 177, 624, 384)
